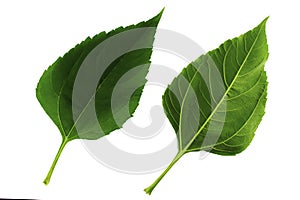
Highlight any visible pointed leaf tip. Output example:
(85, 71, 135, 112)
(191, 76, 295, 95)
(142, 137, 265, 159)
(156, 7, 165, 18)
(259, 16, 269, 28)
(160, 7, 165, 15)
(149, 8, 164, 25)
(264, 16, 270, 21)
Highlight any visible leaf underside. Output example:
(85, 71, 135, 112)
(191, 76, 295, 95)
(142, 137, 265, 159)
(163, 18, 269, 156)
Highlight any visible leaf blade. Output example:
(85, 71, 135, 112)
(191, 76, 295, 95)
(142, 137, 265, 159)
(164, 17, 269, 153)
(36, 9, 163, 184)
(146, 17, 269, 194)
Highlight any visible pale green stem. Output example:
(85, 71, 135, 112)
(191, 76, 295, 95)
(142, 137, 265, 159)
(43, 138, 68, 185)
(144, 151, 184, 195)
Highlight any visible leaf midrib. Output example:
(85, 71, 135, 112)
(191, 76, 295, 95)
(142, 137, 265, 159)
(178, 25, 264, 154)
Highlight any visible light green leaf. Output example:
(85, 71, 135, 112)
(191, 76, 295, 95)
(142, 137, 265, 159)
(36, 9, 163, 185)
(145, 17, 269, 194)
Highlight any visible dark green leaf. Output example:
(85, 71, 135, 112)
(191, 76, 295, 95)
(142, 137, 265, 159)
(145, 17, 269, 194)
(36, 9, 163, 185)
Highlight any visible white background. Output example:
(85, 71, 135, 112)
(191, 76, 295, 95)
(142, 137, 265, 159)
(0, 0, 299, 199)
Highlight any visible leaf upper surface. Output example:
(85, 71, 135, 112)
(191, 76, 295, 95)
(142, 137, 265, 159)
(36, 10, 163, 141)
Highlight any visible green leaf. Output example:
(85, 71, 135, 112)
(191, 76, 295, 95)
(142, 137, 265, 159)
(145, 17, 269, 194)
(36, 9, 163, 185)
